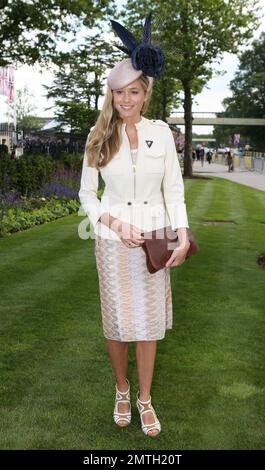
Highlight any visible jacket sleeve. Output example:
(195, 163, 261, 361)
(162, 128, 189, 229)
(78, 134, 104, 230)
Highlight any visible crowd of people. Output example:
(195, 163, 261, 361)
(190, 145, 234, 171)
(192, 146, 214, 167)
(10, 136, 86, 159)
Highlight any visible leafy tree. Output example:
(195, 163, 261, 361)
(120, 0, 261, 176)
(214, 33, 265, 149)
(51, 102, 99, 136)
(0, 0, 116, 66)
(146, 63, 182, 121)
(44, 34, 121, 135)
(13, 86, 36, 120)
(9, 86, 43, 133)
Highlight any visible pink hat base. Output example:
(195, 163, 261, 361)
(107, 58, 153, 91)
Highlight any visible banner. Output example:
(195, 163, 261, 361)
(233, 134, 240, 145)
(0, 66, 8, 96)
(0, 65, 15, 102)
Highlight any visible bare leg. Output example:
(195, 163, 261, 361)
(106, 339, 130, 426)
(136, 340, 159, 436)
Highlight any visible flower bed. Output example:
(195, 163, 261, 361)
(0, 152, 105, 236)
(0, 194, 80, 237)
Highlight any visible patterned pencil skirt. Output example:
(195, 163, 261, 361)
(94, 235, 173, 342)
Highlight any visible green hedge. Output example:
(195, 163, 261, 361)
(0, 198, 80, 237)
(0, 152, 83, 197)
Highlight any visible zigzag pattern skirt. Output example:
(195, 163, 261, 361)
(95, 235, 173, 342)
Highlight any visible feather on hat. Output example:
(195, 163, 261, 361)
(107, 12, 165, 90)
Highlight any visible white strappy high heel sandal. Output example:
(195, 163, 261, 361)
(136, 391, 161, 436)
(113, 378, 131, 427)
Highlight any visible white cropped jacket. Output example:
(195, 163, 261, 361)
(79, 116, 189, 241)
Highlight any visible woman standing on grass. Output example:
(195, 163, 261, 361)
(79, 13, 190, 437)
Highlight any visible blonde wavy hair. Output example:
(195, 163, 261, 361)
(86, 73, 153, 170)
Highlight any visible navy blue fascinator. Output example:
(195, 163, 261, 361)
(110, 12, 165, 79)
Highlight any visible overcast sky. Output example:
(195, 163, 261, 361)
(1, 0, 265, 134)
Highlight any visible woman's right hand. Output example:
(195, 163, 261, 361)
(111, 219, 145, 248)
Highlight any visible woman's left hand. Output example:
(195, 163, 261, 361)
(165, 244, 190, 268)
(165, 228, 190, 268)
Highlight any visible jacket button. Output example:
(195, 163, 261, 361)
(127, 201, 132, 205)
(144, 201, 148, 204)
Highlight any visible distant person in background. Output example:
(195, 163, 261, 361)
(196, 146, 200, 161)
(178, 147, 184, 161)
(11, 145, 16, 159)
(206, 150, 212, 164)
(199, 147, 205, 167)
(192, 149, 196, 164)
(227, 151, 234, 172)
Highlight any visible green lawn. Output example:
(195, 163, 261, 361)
(0, 176, 265, 450)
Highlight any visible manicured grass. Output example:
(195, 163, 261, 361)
(0, 176, 265, 450)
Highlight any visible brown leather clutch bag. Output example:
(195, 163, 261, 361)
(141, 226, 199, 274)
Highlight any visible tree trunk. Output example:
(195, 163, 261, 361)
(183, 81, 193, 177)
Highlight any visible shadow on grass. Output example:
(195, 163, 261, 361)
(183, 175, 213, 180)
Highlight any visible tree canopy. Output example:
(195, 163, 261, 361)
(43, 34, 122, 135)
(0, 0, 116, 66)
(217, 32, 265, 148)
